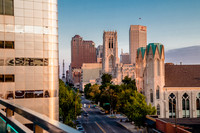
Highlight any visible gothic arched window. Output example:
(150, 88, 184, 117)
(197, 93, 200, 118)
(168, 93, 176, 118)
(150, 89, 153, 103)
(111, 38, 113, 48)
(157, 104, 160, 115)
(156, 86, 160, 99)
(109, 55, 114, 72)
(182, 93, 190, 118)
(157, 59, 160, 76)
(109, 38, 111, 48)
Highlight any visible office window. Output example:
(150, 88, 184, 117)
(6, 91, 14, 99)
(0, 0, 14, 15)
(0, 75, 4, 82)
(0, 41, 4, 48)
(44, 58, 48, 66)
(0, 59, 4, 66)
(35, 90, 43, 98)
(5, 41, 14, 49)
(5, 74, 14, 82)
(0, 0, 2, 14)
(15, 91, 25, 99)
(25, 90, 34, 98)
(44, 90, 50, 98)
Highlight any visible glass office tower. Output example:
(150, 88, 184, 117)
(0, 0, 59, 123)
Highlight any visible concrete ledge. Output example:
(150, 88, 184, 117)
(117, 121, 144, 133)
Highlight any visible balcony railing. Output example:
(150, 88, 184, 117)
(0, 98, 80, 133)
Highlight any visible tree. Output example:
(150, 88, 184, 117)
(59, 79, 81, 127)
(84, 83, 92, 99)
(124, 91, 156, 127)
(89, 84, 100, 103)
(121, 76, 137, 91)
(101, 73, 112, 85)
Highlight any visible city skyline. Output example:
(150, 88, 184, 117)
(58, 0, 200, 69)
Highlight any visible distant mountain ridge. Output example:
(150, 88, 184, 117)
(165, 45, 200, 65)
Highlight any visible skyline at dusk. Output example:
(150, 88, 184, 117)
(58, 0, 200, 69)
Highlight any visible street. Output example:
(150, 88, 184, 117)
(78, 96, 132, 133)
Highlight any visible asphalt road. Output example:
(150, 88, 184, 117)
(78, 96, 132, 133)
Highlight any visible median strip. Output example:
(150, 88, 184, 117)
(95, 121, 106, 133)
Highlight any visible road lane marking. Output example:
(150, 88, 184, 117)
(95, 121, 106, 133)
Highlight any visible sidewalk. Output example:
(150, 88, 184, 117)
(117, 121, 144, 133)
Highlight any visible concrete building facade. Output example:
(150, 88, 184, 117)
(129, 25, 147, 65)
(0, 0, 59, 122)
(80, 63, 102, 91)
(96, 45, 103, 63)
(120, 50, 130, 64)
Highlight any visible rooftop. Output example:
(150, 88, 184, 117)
(165, 64, 200, 87)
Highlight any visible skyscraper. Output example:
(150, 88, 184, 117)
(0, 0, 59, 122)
(71, 35, 97, 69)
(70, 35, 96, 88)
(129, 25, 147, 65)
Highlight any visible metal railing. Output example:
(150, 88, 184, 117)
(0, 98, 80, 133)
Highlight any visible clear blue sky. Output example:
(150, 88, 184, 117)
(58, 0, 200, 71)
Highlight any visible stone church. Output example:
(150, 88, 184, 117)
(136, 43, 200, 118)
(101, 31, 135, 84)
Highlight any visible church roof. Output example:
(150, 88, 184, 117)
(147, 43, 163, 57)
(165, 64, 200, 87)
(137, 47, 146, 59)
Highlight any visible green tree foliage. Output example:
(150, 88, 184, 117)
(101, 73, 112, 85)
(59, 79, 81, 126)
(84, 75, 156, 127)
(123, 91, 156, 127)
(84, 83, 91, 99)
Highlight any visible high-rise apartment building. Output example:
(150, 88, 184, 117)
(0, 0, 59, 123)
(70, 35, 96, 88)
(71, 35, 97, 69)
(129, 25, 147, 65)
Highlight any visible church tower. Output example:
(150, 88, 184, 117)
(102, 31, 119, 74)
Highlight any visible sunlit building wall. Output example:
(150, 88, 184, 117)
(129, 25, 147, 65)
(0, 0, 59, 122)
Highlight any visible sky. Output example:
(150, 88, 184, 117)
(58, 0, 200, 72)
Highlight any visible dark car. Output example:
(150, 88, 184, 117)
(77, 127, 85, 133)
(83, 112, 89, 117)
(75, 120, 81, 125)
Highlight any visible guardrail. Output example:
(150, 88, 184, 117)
(0, 98, 80, 133)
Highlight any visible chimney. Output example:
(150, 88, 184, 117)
(180, 62, 182, 65)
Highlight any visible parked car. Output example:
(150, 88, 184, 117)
(77, 127, 85, 133)
(83, 112, 89, 117)
(75, 120, 81, 125)
(76, 124, 83, 129)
